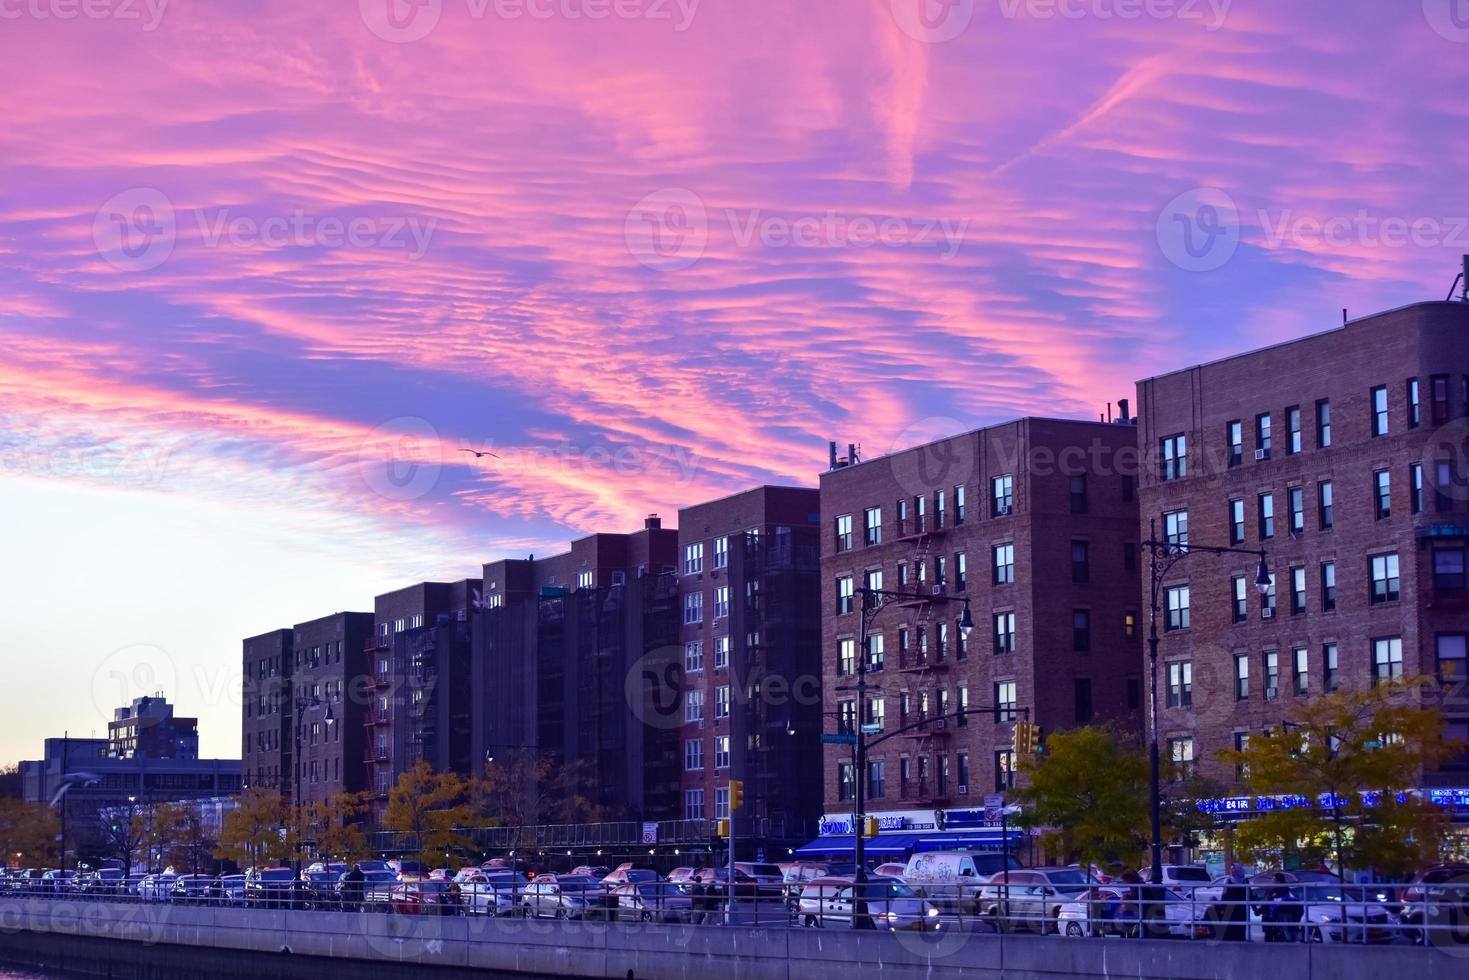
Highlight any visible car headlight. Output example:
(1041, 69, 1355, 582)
(927, 907, 940, 917)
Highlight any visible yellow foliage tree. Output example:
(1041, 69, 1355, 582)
(384, 761, 474, 867)
(215, 788, 289, 870)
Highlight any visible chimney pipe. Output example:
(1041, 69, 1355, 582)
(1463, 255, 1468, 303)
(645, 514, 661, 530)
(1118, 398, 1131, 422)
(829, 441, 838, 470)
(1106, 402, 1113, 423)
(848, 443, 858, 466)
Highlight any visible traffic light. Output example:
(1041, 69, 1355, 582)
(1033, 726, 1045, 755)
(729, 779, 745, 813)
(863, 816, 879, 838)
(1010, 721, 1024, 756)
(1012, 720, 1042, 756)
(716, 818, 730, 838)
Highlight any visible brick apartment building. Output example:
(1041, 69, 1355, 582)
(1136, 300, 1469, 786)
(364, 579, 478, 822)
(473, 519, 683, 824)
(242, 628, 292, 794)
(818, 418, 1144, 829)
(674, 486, 824, 849)
(288, 611, 374, 806)
(108, 695, 199, 760)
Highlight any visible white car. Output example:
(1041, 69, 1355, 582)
(137, 874, 177, 902)
(1243, 872, 1394, 944)
(1058, 886, 1211, 939)
(455, 870, 526, 916)
(797, 875, 941, 931)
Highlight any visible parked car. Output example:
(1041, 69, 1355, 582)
(602, 867, 659, 887)
(137, 873, 176, 902)
(1138, 865, 1215, 897)
(358, 870, 399, 911)
(609, 881, 694, 923)
(245, 868, 302, 909)
(83, 868, 126, 896)
(976, 867, 1094, 933)
(455, 870, 526, 916)
(386, 859, 426, 880)
(690, 867, 759, 899)
(207, 874, 246, 906)
(1397, 865, 1469, 944)
(904, 851, 1023, 915)
(1242, 871, 1394, 944)
(797, 875, 940, 931)
(358, 860, 391, 874)
(666, 867, 698, 890)
(390, 880, 463, 915)
(38, 870, 79, 894)
(519, 875, 612, 920)
(302, 869, 343, 908)
(170, 875, 215, 905)
(871, 863, 908, 879)
(733, 862, 786, 897)
(781, 863, 831, 910)
(1058, 885, 1212, 939)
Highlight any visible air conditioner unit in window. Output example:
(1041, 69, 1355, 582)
(611, 571, 626, 587)
(1255, 449, 1271, 461)
(958, 784, 968, 795)
(999, 505, 1013, 516)
(1262, 607, 1275, 619)
(1265, 688, 1279, 702)
(932, 585, 945, 596)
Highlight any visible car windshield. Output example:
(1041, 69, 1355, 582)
(637, 883, 685, 898)
(623, 870, 658, 882)
(558, 883, 600, 893)
(1044, 870, 1091, 887)
(261, 870, 295, 881)
(745, 864, 782, 876)
(363, 871, 396, 882)
(1168, 867, 1211, 882)
(858, 882, 918, 899)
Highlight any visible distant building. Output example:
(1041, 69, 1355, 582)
(289, 611, 374, 807)
(241, 628, 292, 794)
(108, 695, 199, 760)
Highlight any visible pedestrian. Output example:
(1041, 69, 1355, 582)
(1215, 865, 1249, 942)
(343, 863, 365, 912)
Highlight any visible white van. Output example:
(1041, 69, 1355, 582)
(903, 851, 1022, 914)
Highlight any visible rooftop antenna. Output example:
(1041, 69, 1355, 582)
(1447, 255, 1468, 302)
(1342, 308, 1348, 325)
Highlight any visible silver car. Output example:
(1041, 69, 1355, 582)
(610, 882, 693, 922)
(798, 876, 941, 931)
(519, 876, 610, 920)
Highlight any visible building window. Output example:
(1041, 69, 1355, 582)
(1286, 405, 1302, 454)
(1321, 561, 1337, 611)
(1235, 654, 1249, 700)
(1318, 481, 1334, 529)
(1169, 738, 1195, 779)
(1316, 399, 1332, 448)
(862, 506, 882, 546)
(1165, 585, 1190, 631)
(1229, 498, 1245, 544)
(576, 570, 593, 591)
(685, 640, 704, 672)
(1125, 542, 1137, 571)
(1370, 553, 1400, 604)
(1372, 385, 1389, 436)
(993, 611, 1016, 654)
(1227, 420, 1243, 467)
(1408, 378, 1421, 428)
(914, 495, 927, 533)
(836, 576, 854, 614)
(1438, 460, 1457, 512)
(956, 618, 969, 659)
(1072, 609, 1091, 652)
(994, 681, 1017, 722)
(1164, 510, 1189, 550)
(1167, 661, 1192, 707)
(935, 489, 948, 529)
(684, 689, 704, 723)
(713, 536, 728, 569)
(957, 684, 969, 725)
(684, 542, 704, 575)
(865, 568, 884, 595)
(715, 686, 731, 719)
(837, 638, 855, 676)
(684, 591, 703, 624)
(1293, 647, 1309, 695)
(867, 761, 886, 800)
(1231, 575, 1247, 623)
(714, 636, 730, 670)
(834, 515, 853, 553)
(1323, 643, 1339, 692)
(1374, 469, 1391, 520)
(1288, 487, 1305, 534)
(685, 789, 705, 820)
(1256, 413, 1272, 457)
(1290, 566, 1306, 615)
(955, 552, 967, 592)
(1372, 637, 1403, 685)
(992, 475, 1014, 516)
(1432, 374, 1451, 424)
(1160, 434, 1187, 481)
(1074, 679, 1093, 724)
(684, 739, 704, 771)
(1411, 463, 1424, 515)
(837, 765, 853, 803)
(838, 700, 856, 735)
(993, 543, 1014, 585)
(1438, 635, 1467, 683)
(1263, 650, 1279, 699)
(1258, 493, 1274, 539)
(867, 633, 886, 671)
(713, 586, 729, 620)
(1435, 547, 1467, 592)
(1071, 541, 1089, 583)
(955, 485, 966, 524)
(1070, 475, 1088, 514)
(995, 750, 1015, 791)
(1262, 570, 1277, 615)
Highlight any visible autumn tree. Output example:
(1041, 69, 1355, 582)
(303, 792, 371, 864)
(0, 798, 58, 866)
(216, 788, 289, 870)
(477, 750, 555, 851)
(1220, 679, 1461, 877)
(1014, 726, 1151, 868)
(96, 799, 150, 874)
(384, 761, 474, 866)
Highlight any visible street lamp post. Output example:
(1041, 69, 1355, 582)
(1143, 519, 1270, 885)
(849, 586, 973, 928)
(292, 695, 335, 879)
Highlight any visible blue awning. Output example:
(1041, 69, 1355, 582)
(914, 830, 1025, 851)
(794, 831, 928, 858)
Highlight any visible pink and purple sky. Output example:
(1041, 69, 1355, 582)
(2, 0, 1467, 764)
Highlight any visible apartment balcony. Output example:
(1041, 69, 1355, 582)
(898, 651, 947, 673)
(363, 711, 390, 727)
(365, 635, 388, 652)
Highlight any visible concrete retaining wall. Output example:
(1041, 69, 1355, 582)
(0, 899, 1465, 980)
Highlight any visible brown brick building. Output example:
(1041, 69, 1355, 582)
(1136, 300, 1469, 786)
(818, 418, 1144, 822)
(674, 486, 824, 849)
(242, 628, 292, 794)
(289, 611, 374, 806)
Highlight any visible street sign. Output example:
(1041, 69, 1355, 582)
(984, 794, 1004, 824)
(641, 822, 657, 845)
(821, 733, 858, 745)
(860, 723, 882, 735)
